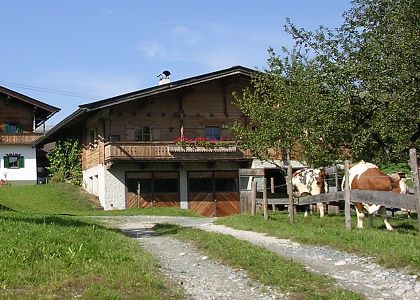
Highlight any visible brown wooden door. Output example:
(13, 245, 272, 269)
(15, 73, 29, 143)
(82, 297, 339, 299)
(126, 171, 179, 208)
(215, 192, 240, 216)
(188, 171, 239, 217)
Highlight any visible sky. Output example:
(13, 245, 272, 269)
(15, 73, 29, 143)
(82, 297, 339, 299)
(0, 1, 351, 126)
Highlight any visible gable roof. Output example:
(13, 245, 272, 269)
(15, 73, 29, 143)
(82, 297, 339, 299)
(35, 65, 255, 146)
(0, 85, 60, 126)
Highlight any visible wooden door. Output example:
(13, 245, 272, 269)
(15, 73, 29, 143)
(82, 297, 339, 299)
(214, 171, 239, 216)
(126, 171, 179, 208)
(188, 171, 239, 217)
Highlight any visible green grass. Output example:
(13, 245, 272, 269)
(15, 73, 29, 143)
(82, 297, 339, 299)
(215, 212, 420, 274)
(0, 213, 183, 299)
(0, 183, 200, 217)
(154, 223, 362, 300)
(0, 184, 96, 214)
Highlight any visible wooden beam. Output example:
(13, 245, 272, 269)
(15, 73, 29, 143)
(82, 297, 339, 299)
(256, 191, 417, 211)
(344, 160, 351, 230)
(287, 163, 295, 224)
(251, 180, 257, 216)
(409, 148, 420, 232)
(263, 178, 268, 220)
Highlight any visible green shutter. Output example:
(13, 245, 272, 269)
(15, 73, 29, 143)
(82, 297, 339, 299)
(18, 156, 25, 168)
(4, 124, 9, 134)
(3, 156, 9, 168)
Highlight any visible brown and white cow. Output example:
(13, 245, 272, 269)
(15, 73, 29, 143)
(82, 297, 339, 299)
(342, 161, 408, 230)
(292, 168, 328, 217)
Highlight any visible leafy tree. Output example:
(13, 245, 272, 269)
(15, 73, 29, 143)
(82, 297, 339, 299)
(47, 139, 82, 185)
(232, 48, 339, 166)
(234, 0, 419, 167)
(286, 0, 420, 164)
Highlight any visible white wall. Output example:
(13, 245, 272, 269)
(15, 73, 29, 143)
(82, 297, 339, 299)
(0, 145, 37, 183)
(82, 164, 125, 210)
(82, 161, 244, 211)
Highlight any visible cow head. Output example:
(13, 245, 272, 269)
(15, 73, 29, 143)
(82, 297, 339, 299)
(315, 168, 327, 193)
(388, 173, 408, 194)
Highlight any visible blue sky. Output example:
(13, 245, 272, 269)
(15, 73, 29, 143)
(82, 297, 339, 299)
(0, 1, 351, 125)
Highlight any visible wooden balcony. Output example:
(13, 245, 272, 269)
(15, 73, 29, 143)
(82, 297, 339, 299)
(0, 133, 42, 145)
(104, 141, 253, 163)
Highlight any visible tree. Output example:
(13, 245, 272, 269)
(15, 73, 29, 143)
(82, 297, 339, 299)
(286, 0, 420, 164)
(234, 0, 419, 167)
(232, 48, 340, 166)
(47, 139, 82, 185)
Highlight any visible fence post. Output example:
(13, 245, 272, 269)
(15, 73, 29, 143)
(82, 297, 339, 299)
(344, 160, 351, 230)
(137, 181, 141, 208)
(263, 178, 268, 220)
(287, 164, 295, 224)
(251, 180, 257, 216)
(270, 177, 276, 212)
(409, 148, 420, 232)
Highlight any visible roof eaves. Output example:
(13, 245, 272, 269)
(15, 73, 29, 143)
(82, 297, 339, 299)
(33, 108, 87, 146)
(79, 65, 255, 111)
(0, 85, 60, 113)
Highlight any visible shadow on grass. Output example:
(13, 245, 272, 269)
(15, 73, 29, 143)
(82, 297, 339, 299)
(152, 223, 185, 235)
(0, 213, 107, 229)
(0, 204, 15, 212)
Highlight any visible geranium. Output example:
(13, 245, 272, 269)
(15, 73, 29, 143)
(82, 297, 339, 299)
(174, 136, 224, 148)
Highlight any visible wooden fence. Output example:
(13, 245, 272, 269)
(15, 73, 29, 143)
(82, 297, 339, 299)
(250, 148, 420, 232)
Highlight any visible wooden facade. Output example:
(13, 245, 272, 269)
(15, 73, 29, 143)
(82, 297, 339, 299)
(37, 66, 255, 215)
(0, 86, 59, 184)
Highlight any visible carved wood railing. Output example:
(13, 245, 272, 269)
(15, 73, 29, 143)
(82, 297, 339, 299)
(103, 141, 252, 162)
(0, 133, 42, 144)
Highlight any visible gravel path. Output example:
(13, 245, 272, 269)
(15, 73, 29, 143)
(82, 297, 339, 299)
(100, 216, 420, 300)
(120, 224, 284, 300)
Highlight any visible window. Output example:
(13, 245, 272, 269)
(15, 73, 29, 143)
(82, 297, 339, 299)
(126, 172, 178, 194)
(89, 128, 97, 144)
(3, 154, 24, 169)
(3, 123, 22, 134)
(110, 135, 120, 141)
(134, 125, 151, 141)
(188, 171, 238, 193)
(188, 172, 213, 192)
(205, 126, 221, 140)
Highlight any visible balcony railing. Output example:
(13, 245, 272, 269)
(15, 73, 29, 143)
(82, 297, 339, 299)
(0, 133, 43, 144)
(104, 141, 252, 162)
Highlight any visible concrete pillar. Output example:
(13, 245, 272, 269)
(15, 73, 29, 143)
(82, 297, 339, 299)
(179, 168, 188, 209)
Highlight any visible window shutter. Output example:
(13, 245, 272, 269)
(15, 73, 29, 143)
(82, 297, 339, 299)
(18, 156, 25, 168)
(4, 124, 9, 134)
(3, 156, 9, 168)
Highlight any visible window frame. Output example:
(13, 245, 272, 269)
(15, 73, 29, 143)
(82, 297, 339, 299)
(3, 154, 24, 169)
(204, 126, 221, 140)
(134, 125, 151, 141)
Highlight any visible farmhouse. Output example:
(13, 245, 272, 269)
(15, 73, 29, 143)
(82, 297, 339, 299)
(37, 66, 268, 216)
(0, 86, 59, 184)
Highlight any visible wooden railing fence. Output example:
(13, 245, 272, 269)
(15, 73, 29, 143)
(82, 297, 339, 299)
(250, 148, 420, 232)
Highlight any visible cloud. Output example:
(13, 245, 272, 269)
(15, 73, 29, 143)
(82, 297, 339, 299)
(45, 70, 142, 100)
(136, 41, 164, 58)
(98, 7, 114, 16)
(171, 25, 200, 45)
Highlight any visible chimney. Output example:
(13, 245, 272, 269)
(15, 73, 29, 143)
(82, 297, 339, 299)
(158, 70, 171, 85)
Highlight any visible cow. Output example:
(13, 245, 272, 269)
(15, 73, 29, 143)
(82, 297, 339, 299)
(342, 161, 408, 230)
(292, 168, 328, 217)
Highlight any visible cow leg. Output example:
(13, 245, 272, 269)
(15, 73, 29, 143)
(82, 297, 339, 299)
(354, 203, 365, 229)
(304, 205, 310, 217)
(317, 203, 325, 218)
(368, 213, 374, 228)
(378, 206, 393, 231)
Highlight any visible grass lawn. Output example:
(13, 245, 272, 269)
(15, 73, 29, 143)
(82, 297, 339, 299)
(215, 212, 420, 274)
(0, 183, 194, 299)
(0, 213, 183, 299)
(0, 183, 199, 217)
(154, 223, 362, 300)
